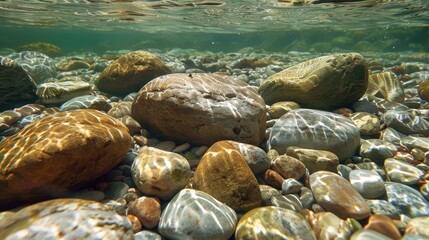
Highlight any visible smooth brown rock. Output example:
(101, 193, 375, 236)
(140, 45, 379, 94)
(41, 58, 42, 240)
(127, 196, 161, 229)
(364, 214, 401, 240)
(309, 171, 371, 220)
(268, 101, 300, 119)
(287, 147, 339, 174)
(271, 155, 307, 180)
(132, 73, 266, 146)
(258, 53, 368, 109)
(96, 51, 171, 96)
(0, 109, 131, 209)
(263, 169, 285, 189)
(192, 141, 262, 212)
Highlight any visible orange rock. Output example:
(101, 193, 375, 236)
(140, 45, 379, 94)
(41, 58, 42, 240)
(192, 141, 262, 212)
(365, 214, 401, 240)
(0, 109, 131, 210)
(263, 169, 285, 189)
(127, 197, 161, 229)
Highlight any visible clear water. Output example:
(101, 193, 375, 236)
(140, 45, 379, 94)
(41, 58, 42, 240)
(1, 0, 428, 53)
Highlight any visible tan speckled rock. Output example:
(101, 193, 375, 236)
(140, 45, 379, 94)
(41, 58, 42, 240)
(96, 51, 171, 96)
(193, 141, 262, 212)
(127, 196, 161, 229)
(271, 155, 306, 180)
(0, 198, 133, 239)
(0, 109, 131, 210)
(258, 53, 368, 109)
(131, 146, 191, 200)
(132, 73, 266, 146)
(350, 112, 381, 136)
(309, 171, 371, 220)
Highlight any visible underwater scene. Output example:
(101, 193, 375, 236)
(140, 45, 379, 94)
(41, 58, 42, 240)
(1, 0, 429, 239)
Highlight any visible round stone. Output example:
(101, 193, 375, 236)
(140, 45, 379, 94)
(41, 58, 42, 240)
(227, 140, 271, 175)
(235, 206, 316, 240)
(364, 214, 401, 240)
(0, 199, 133, 239)
(359, 139, 397, 164)
(281, 178, 303, 195)
(271, 155, 306, 180)
(309, 171, 371, 220)
(131, 146, 191, 200)
(381, 127, 407, 145)
(267, 101, 300, 119)
(286, 146, 339, 173)
(131, 73, 266, 147)
(384, 158, 424, 185)
(385, 182, 429, 218)
(367, 71, 405, 102)
(404, 216, 429, 239)
(349, 169, 386, 199)
(400, 136, 429, 152)
(107, 101, 132, 118)
(312, 212, 353, 240)
(349, 112, 380, 136)
(267, 194, 303, 212)
(383, 109, 429, 136)
(96, 50, 171, 96)
(258, 53, 368, 109)
(127, 197, 161, 229)
(158, 189, 237, 240)
(192, 141, 262, 212)
(269, 109, 360, 162)
(59, 95, 111, 112)
(104, 182, 129, 200)
(366, 199, 400, 219)
(134, 231, 163, 240)
(0, 109, 131, 210)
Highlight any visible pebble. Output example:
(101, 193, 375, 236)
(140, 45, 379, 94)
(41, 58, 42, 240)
(366, 199, 401, 220)
(127, 196, 161, 229)
(104, 182, 129, 200)
(263, 169, 285, 189)
(385, 182, 429, 218)
(299, 187, 315, 209)
(383, 109, 429, 136)
(154, 140, 176, 152)
(311, 212, 353, 240)
(158, 189, 237, 240)
(349, 169, 386, 199)
(367, 71, 405, 102)
(172, 143, 191, 153)
(349, 112, 381, 136)
(134, 230, 163, 240)
(400, 136, 429, 152)
(260, 184, 282, 205)
(235, 206, 316, 240)
(59, 95, 111, 112)
(350, 229, 392, 240)
(381, 127, 407, 145)
(268, 194, 303, 212)
(131, 146, 191, 200)
(281, 178, 303, 194)
(286, 146, 339, 173)
(404, 216, 429, 239)
(118, 115, 141, 134)
(270, 155, 306, 180)
(107, 101, 132, 118)
(0, 110, 22, 125)
(309, 171, 371, 220)
(360, 139, 397, 164)
(269, 109, 360, 161)
(192, 141, 262, 212)
(364, 214, 401, 240)
(267, 101, 300, 119)
(127, 214, 142, 233)
(0, 199, 133, 239)
(421, 183, 429, 201)
(227, 140, 271, 175)
(384, 158, 424, 185)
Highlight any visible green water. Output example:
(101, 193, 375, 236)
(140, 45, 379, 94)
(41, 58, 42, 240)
(0, 0, 428, 54)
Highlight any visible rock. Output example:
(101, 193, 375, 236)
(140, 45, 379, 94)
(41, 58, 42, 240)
(0, 57, 37, 111)
(0, 199, 133, 239)
(127, 196, 161, 229)
(267, 101, 300, 119)
(127, 214, 142, 233)
(350, 229, 392, 240)
(286, 146, 339, 173)
(281, 178, 303, 195)
(0, 110, 22, 126)
(104, 182, 129, 200)
(349, 112, 380, 136)
(96, 50, 171, 96)
(135, 231, 163, 240)
(383, 109, 429, 136)
(311, 212, 353, 240)
(6, 51, 57, 84)
(154, 140, 176, 152)
(59, 95, 111, 112)
(263, 169, 285, 189)
(0, 109, 131, 209)
(258, 53, 368, 109)
(385, 182, 429, 218)
(384, 158, 424, 185)
(400, 136, 429, 152)
(107, 101, 132, 118)
(404, 216, 429, 239)
(349, 169, 386, 199)
(14, 104, 45, 116)
(159, 189, 237, 240)
(192, 141, 262, 212)
(381, 127, 407, 145)
(367, 71, 405, 102)
(131, 146, 191, 200)
(359, 139, 397, 164)
(260, 184, 282, 205)
(56, 59, 90, 71)
(366, 199, 400, 219)
(131, 73, 266, 147)
(269, 109, 360, 162)
(418, 80, 429, 102)
(18, 42, 62, 57)
(271, 155, 307, 180)
(118, 115, 141, 134)
(235, 206, 316, 240)
(309, 171, 371, 220)
(37, 80, 92, 105)
(227, 140, 271, 175)
(267, 194, 303, 211)
(364, 214, 401, 240)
